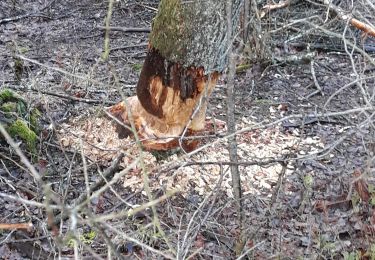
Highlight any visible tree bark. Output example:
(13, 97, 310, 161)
(109, 0, 243, 151)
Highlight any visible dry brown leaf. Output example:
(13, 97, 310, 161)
(353, 169, 370, 203)
(371, 210, 375, 226)
(194, 233, 205, 248)
(314, 200, 327, 213)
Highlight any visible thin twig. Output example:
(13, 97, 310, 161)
(226, 1, 244, 256)
(16, 55, 102, 85)
(102, 0, 115, 60)
(137, 3, 158, 12)
(4, 235, 51, 244)
(180, 165, 226, 259)
(87, 158, 138, 207)
(270, 161, 288, 208)
(54, 153, 124, 225)
(112, 70, 176, 255)
(235, 240, 266, 260)
(89, 190, 178, 222)
(311, 0, 375, 37)
(110, 43, 148, 52)
(103, 223, 174, 259)
(0, 192, 62, 209)
(170, 157, 286, 170)
(310, 59, 324, 96)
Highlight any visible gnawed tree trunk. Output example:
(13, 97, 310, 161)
(109, 0, 242, 151)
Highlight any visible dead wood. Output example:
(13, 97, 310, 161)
(0, 222, 33, 231)
(97, 25, 151, 33)
(313, 0, 375, 37)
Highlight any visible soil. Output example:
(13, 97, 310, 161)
(0, 0, 374, 259)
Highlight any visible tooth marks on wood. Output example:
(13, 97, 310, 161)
(136, 47, 212, 118)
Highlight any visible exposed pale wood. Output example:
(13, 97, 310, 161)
(350, 18, 375, 37)
(109, 0, 242, 151)
(109, 69, 218, 151)
(0, 222, 33, 231)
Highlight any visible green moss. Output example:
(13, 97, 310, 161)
(29, 108, 41, 132)
(150, 0, 184, 60)
(132, 63, 143, 72)
(0, 89, 17, 103)
(369, 244, 375, 259)
(0, 89, 39, 154)
(303, 174, 313, 189)
(14, 58, 23, 82)
(236, 63, 251, 73)
(253, 98, 274, 105)
(343, 251, 360, 260)
(66, 230, 96, 248)
(0, 89, 27, 114)
(18, 46, 29, 54)
(82, 230, 96, 243)
(7, 119, 37, 153)
(369, 184, 375, 206)
(66, 238, 74, 248)
(1, 102, 17, 113)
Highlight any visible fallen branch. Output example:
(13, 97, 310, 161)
(0, 13, 51, 24)
(304, 22, 375, 65)
(137, 3, 158, 12)
(110, 43, 148, 52)
(76, 152, 125, 206)
(0, 1, 55, 24)
(97, 25, 151, 33)
(273, 51, 317, 65)
(270, 161, 288, 207)
(91, 190, 179, 222)
(0, 222, 33, 231)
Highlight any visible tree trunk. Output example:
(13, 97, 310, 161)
(109, 0, 243, 151)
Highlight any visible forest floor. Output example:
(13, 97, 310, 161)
(0, 0, 374, 259)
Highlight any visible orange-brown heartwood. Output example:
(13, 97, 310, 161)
(109, 48, 218, 151)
